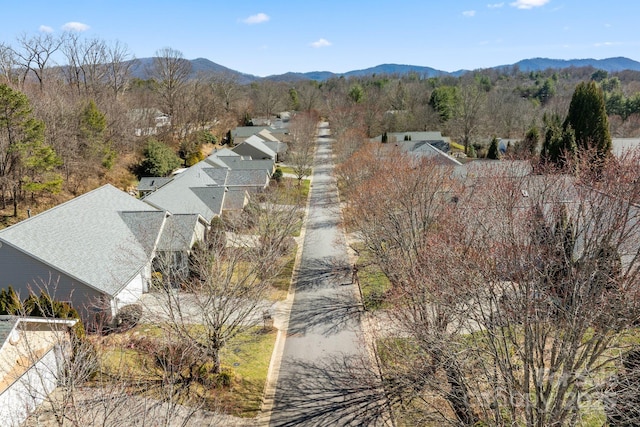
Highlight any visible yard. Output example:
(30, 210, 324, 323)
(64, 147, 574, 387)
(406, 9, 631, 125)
(92, 324, 277, 418)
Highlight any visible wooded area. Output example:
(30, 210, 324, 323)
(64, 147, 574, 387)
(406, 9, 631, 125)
(3, 31, 640, 227)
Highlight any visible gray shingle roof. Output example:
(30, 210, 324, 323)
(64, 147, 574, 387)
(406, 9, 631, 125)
(236, 135, 277, 159)
(394, 140, 462, 166)
(210, 148, 240, 158)
(203, 168, 229, 185)
(216, 157, 274, 172)
(263, 140, 288, 155)
(226, 169, 269, 187)
(223, 189, 248, 211)
(143, 163, 227, 222)
(157, 214, 200, 252)
(137, 177, 173, 192)
(373, 131, 449, 143)
(0, 185, 165, 296)
(0, 316, 17, 349)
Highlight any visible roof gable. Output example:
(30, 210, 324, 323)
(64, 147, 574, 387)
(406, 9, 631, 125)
(257, 129, 280, 142)
(234, 136, 277, 159)
(157, 214, 200, 251)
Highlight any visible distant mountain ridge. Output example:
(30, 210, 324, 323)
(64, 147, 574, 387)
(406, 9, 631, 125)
(132, 56, 640, 83)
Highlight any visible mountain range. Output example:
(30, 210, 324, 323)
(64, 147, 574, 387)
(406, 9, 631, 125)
(132, 56, 640, 83)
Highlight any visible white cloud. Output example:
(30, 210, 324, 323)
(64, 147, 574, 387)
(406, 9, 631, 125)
(310, 38, 331, 48)
(242, 13, 270, 24)
(463, 10, 476, 17)
(62, 21, 90, 32)
(595, 41, 619, 47)
(39, 25, 54, 33)
(510, 0, 550, 9)
(487, 3, 505, 8)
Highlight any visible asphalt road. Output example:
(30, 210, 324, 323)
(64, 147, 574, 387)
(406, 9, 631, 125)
(268, 124, 388, 426)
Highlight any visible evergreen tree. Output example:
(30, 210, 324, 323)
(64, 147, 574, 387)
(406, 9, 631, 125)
(289, 87, 300, 111)
(487, 137, 500, 160)
(467, 144, 477, 158)
(137, 138, 182, 177)
(429, 86, 459, 123)
(0, 84, 61, 216)
(540, 113, 576, 170)
(0, 287, 21, 315)
(563, 81, 612, 161)
(79, 100, 115, 170)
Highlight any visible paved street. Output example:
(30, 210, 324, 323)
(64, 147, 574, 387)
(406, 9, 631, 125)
(265, 124, 388, 426)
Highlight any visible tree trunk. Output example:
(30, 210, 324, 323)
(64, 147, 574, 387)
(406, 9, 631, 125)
(212, 347, 221, 374)
(12, 185, 17, 217)
(434, 348, 478, 426)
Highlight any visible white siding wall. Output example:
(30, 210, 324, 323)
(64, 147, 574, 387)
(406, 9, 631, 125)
(194, 221, 206, 244)
(0, 346, 60, 427)
(114, 271, 145, 312)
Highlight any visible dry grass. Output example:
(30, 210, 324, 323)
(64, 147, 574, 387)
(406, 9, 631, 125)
(92, 325, 277, 418)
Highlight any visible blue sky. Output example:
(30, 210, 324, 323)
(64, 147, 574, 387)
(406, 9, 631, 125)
(2, 0, 639, 77)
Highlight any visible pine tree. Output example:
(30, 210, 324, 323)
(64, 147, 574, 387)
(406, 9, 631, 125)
(0, 84, 61, 216)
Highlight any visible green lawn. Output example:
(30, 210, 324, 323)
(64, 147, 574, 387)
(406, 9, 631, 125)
(351, 244, 392, 310)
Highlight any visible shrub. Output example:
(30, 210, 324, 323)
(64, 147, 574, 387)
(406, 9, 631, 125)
(215, 368, 234, 388)
(272, 167, 283, 183)
(113, 304, 143, 331)
(0, 286, 21, 315)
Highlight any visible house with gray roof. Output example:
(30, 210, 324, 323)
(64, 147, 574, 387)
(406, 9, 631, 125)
(231, 125, 289, 142)
(153, 213, 207, 283)
(0, 185, 166, 320)
(373, 131, 451, 146)
(390, 139, 462, 166)
(225, 169, 270, 191)
(232, 135, 277, 160)
(142, 162, 227, 224)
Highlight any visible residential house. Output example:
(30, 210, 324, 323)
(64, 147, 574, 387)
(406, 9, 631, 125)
(128, 108, 170, 137)
(142, 161, 228, 224)
(394, 140, 462, 166)
(0, 185, 167, 320)
(373, 131, 452, 149)
(232, 135, 277, 161)
(154, 213, 207, 283)
(231, 124, 289, 144)
(0, 316, 77, 427)
(256, 129, 288, 162)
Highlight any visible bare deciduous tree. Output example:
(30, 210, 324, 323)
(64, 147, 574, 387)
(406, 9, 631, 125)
(152, 47, 192, 121)
(340, 146, 640, 425)
(151, 188, 302, 375)
(287, 111, 318, 183)
(14, 32, 64, 92)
